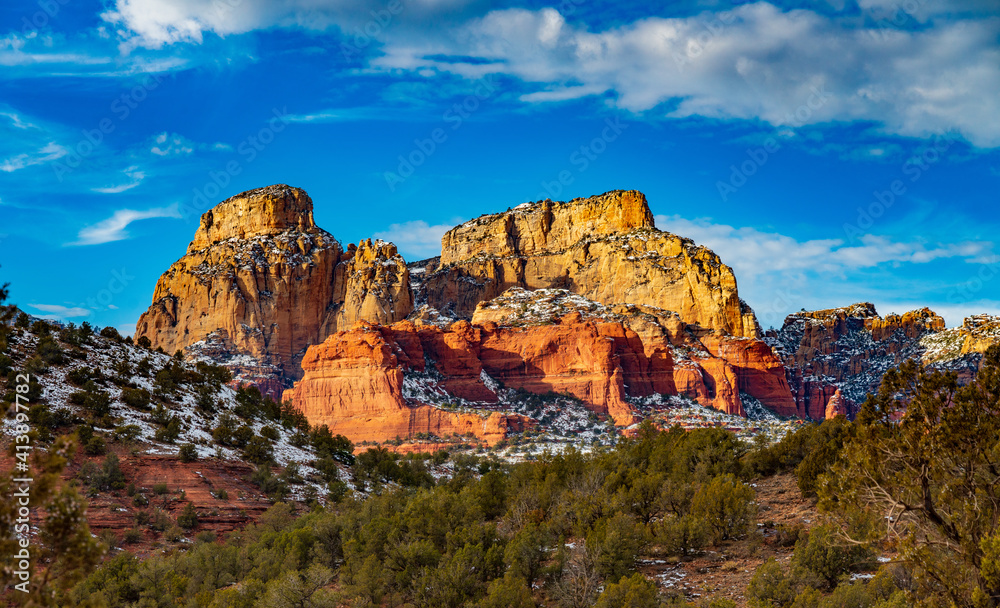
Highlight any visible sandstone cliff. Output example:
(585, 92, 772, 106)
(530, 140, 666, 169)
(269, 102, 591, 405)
(284, 288, 804, 443)
(765, 303, 950, 418)
(135, 185, 413, 380)
(419, 190, 760, 338)
(280, 321, 532, 445)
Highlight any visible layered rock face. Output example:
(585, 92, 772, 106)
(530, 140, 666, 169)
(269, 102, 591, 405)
(281, 322, 532, 445)
(284, 287, 804, 442)
(765, 303, 949, 417)
(419, 190, 759, 338)
(136, 185, 413, 379)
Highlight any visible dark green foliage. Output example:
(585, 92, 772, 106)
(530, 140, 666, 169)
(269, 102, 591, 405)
(99, 326, 123, 342)
(747, 558, 796, 608)
(594, 572, 661, 608)
(351, 447, 435, 489)
(177, 503, 198, 529)
(243, 435, 274, 465)
(690, 473, 756, 542)
(820, 346, 1000, 607)
(588, 512, 651, 581)
(69, 379, 112, 418)
(84, 434, 106, 456)
(136, 335, 151, 348)
(250, 464, 289, 500)
(154, 416, 181, 443)
(790, 524, 875, 589)
(655, 514, 708, 557)
(178, 443, 198, 462)
(66, 425, 781, 608)
(260, 425, 280, 441)
(311, 424, 354, 464)
(86, 453, 127, 492)
(194, 384, 217, 412)
(37, 334, 65, 364)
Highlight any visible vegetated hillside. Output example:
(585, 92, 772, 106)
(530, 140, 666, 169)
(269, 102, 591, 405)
(56, 416, 910, 608)
(0, 311, 364, 556)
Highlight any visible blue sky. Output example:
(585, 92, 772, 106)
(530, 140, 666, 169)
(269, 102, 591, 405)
(1, 0, 999, 335)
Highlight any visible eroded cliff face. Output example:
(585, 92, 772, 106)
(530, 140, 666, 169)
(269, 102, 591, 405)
(765, 303, 952, 418)
(419, 190, 760, 338)
(136, 185, 412, 380)
(284, 287, 803, 442)
(280, 321, 532, 445)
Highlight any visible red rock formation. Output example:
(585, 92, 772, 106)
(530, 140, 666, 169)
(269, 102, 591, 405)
(766, 303, 948, 418)
(281, 322, 531, 445)
(136, 185, 413, 378)
(700, 336, 795, 416)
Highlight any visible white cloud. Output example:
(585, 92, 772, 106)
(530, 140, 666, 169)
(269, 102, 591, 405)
(1, 141, 67, 172)
(101, 0, 476, 49)
(93, 165, 146, 194)
(150, 132, 194, 156)
(99, 1, 1000, 147)
(371, 4, 1000, 147)
(28, 304, 92, 320)
(69, 204, 182, 246)
(654, 214, 996, 327)
(656, 214, 993, 277)
(373, 219, 462, 260)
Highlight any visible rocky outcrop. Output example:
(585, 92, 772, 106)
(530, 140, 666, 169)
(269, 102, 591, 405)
(284, 288, 804, 442)
(419, 190, 759, 338)
(136, 185, 413, 379)
(765, 303, 949, 417)
(700, 336, 796, 417)
(281, 322, 532, 445)
(333, 239, 413, 331)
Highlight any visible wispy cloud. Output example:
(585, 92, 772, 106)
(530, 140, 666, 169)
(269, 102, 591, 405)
(373, 219, 463, 259)
(69, 204, 182, 246)
(93, 165, 146, 194)
(150, 132, 231, 155)
(150, 132, 194, 156)
(654, 214, 996, 327)
(1, 142, 67, 172)
(28, 304, 92, 320)
(656, 214, 994, 278)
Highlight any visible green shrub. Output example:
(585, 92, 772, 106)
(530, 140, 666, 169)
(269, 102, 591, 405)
(690, 474, 756, 542)
(655, 514, 708, 557)
(587, 512, 650, 581)
(178, 443, 198, 463)
(594, 572, 660, 608)
(243, 435, 274, 465)
(790, 524, 876, 589)
(120, 387, 151, 410)
(177, 503, 198, 529)
(747, 558, 796, 608)
(260, 425, 280, 441)
(84, 435, 107, 456)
